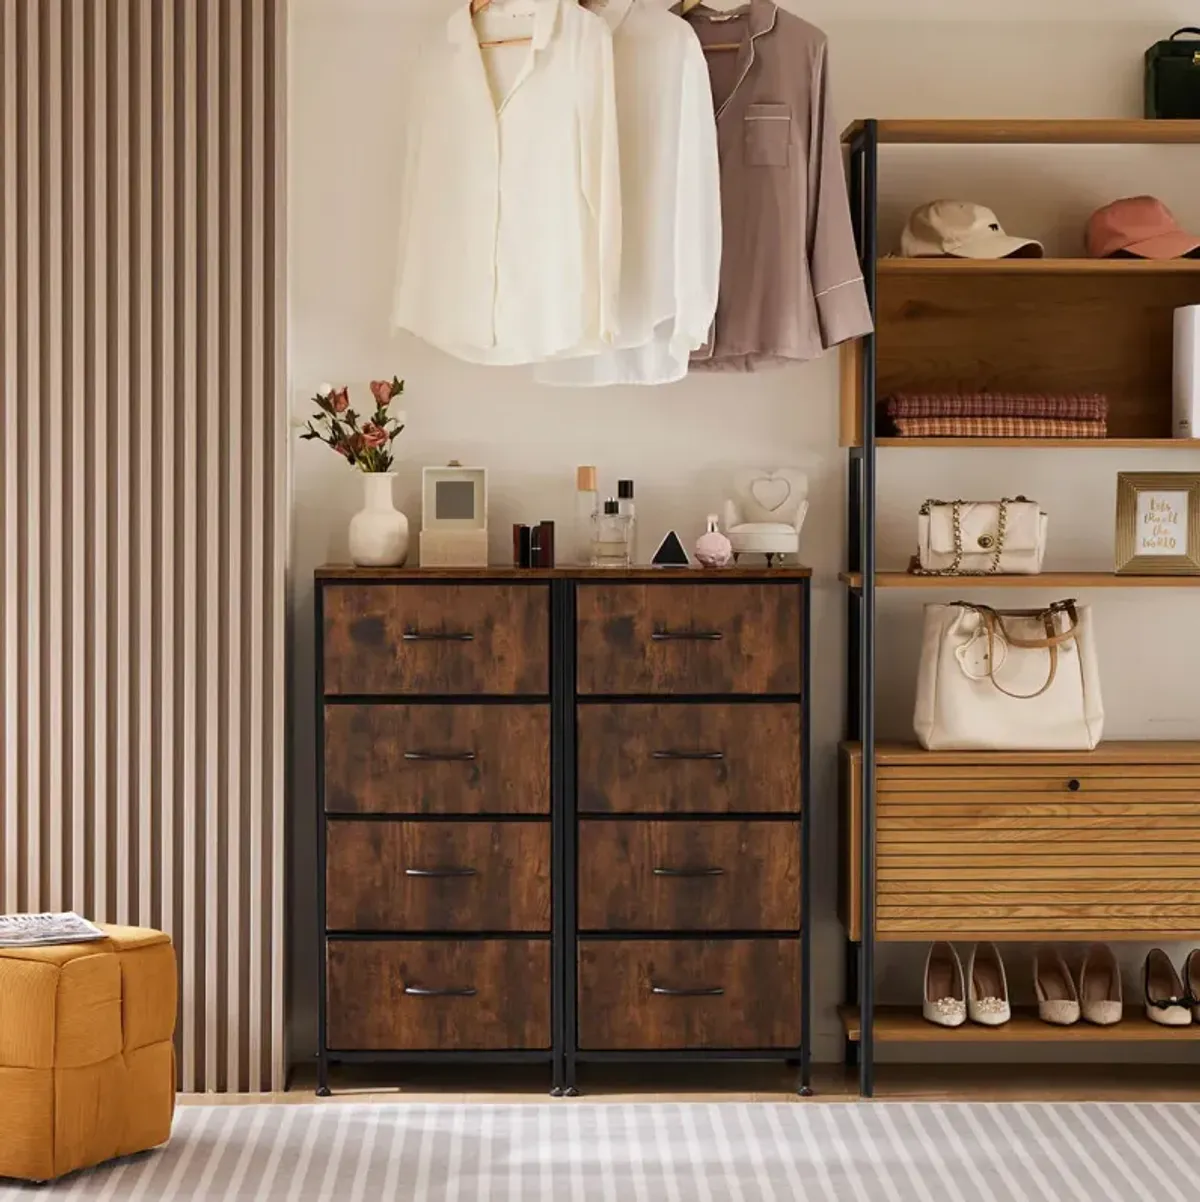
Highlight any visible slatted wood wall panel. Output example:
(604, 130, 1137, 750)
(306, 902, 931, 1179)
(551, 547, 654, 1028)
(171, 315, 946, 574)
(0, 0, 287, 1092)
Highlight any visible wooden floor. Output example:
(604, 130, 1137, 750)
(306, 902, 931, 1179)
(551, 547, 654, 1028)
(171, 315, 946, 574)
(179, 1062, 1200, 1105)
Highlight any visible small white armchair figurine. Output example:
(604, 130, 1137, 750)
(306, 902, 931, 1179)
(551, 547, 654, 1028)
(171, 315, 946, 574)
(722, 469, 809, 567)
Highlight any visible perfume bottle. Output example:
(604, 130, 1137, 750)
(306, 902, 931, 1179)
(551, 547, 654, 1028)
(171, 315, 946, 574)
(590, 499, 633, 568)
(575, 466, 598, 565)
(617, 479, 636, 563)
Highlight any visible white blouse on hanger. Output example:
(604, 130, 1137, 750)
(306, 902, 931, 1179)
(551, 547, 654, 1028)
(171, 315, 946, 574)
(392, 0, 621, 366)
(536, 0, 721, 387)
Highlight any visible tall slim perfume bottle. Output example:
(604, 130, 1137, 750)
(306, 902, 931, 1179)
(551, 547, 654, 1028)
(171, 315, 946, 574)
(617, 479, 636, 564)
(575, 466, 598, 565)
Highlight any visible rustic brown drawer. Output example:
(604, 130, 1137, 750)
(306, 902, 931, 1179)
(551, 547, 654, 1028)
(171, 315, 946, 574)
(324, 704, 549, 814)
(326, 821, 550, 932)
(577, 704, 800, 813)
(322, 583, 549, 695)
(327, 939, 551, 1050)
(577, 821, 800, 930)
(576, 584, 801, 695)
(577, 940, 799, 1049)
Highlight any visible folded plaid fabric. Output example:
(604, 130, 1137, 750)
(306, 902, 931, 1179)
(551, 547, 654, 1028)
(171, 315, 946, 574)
(886, 392, 1108, 421)
(892, 417, 1108, 439)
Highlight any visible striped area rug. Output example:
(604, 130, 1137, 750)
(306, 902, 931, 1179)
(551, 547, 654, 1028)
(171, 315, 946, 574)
(7, 1102, 1200, 1200)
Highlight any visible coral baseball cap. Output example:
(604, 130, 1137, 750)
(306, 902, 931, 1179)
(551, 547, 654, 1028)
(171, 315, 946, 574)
(1085, 196, 1200, 259)
(900, 200, 1044, 259)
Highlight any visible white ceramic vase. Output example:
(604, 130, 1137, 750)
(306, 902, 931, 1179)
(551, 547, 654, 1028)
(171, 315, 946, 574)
(349, 472, 409, 567)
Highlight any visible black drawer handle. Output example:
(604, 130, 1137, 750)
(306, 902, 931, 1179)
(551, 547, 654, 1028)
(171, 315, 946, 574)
(653, 867, 725, 878)
(652, 750, 725, 762)
(402, 631, 475, 643)
(404, 751, 477, 763)
(1067, 778, 1081, 792)
(404, 867, 477, 878)
(651, 630, 723, 642)
(651, 985, 725, 998)
(403, 985, 477, 998)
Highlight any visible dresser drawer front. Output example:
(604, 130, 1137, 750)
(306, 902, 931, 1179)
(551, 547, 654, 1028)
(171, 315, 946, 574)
(578, 704, 800, 813)
(327, 940, 551, 1050)
(324, 704, 550, 815)
(578, 940, 799, 1050)
(326, 821, 550, 932)
(577, 821, 800, 931)
(877, 785, 1200, 938)
(576, 584, 801, 695)
(323, 584, 549, 696)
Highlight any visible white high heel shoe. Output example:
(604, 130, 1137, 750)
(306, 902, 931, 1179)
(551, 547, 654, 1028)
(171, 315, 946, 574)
(1144, 948, 1192, 1027)
(1034, 946, 1079, 1026)
(922, 942, 966, 1028)
(967, 942, 1011, 1026)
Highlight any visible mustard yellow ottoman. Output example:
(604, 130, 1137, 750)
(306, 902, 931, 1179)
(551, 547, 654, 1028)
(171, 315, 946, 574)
(0, 925, 177, 1182)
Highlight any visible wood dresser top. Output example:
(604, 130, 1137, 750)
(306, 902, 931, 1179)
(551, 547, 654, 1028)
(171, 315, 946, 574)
(316, 564, 813, 581)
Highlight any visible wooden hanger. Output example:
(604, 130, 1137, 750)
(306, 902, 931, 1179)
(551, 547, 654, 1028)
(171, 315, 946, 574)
(680, 1, 741, 52)
(471, 0, 533, 49)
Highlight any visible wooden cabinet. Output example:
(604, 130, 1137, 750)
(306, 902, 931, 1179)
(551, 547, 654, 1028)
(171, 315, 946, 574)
(317, 567, 810, 1095)
(842, 742, 1200, 942)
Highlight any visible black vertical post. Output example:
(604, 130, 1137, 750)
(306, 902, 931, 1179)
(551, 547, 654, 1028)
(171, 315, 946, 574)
(550, 581, 567, 1096)
(562, 582, 579, 1096)
(798, 576, 813, 1095)
(315, 581, 330, 1097)
(859, 118, 880, 1100)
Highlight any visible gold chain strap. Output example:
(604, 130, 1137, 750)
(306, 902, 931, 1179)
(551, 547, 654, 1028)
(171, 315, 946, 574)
(914, 497, 1024, 577)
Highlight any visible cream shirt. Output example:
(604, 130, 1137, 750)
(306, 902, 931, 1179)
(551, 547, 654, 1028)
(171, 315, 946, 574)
(536, 0, 721, 387)
(393, 0, 621, 366)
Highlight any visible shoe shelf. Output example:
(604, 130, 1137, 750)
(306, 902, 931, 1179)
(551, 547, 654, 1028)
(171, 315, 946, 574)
(841, 118, 1200, 145)
(838, 1007, 1200, 1043)
(839, 572, 1200, 590)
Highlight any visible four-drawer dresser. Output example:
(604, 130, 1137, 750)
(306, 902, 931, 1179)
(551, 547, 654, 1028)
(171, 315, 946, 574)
(316, 566, 811, 1095)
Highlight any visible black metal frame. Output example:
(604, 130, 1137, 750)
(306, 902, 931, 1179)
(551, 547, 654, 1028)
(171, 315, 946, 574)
(845, 120, 879, 1099)
(315, 571, 811, 1097)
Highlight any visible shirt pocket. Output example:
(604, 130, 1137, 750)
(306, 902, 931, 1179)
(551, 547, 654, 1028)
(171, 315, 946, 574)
(743, 103, 792, 168)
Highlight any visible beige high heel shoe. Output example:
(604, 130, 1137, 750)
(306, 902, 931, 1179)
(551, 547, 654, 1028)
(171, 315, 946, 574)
(1078, 944, 1123, 1026)
(1034, 947, 1079, 1025)
(922, 942, 966, 1028)
(1144, 948, 1192, 1027)
(967, 942, 1011, 1026)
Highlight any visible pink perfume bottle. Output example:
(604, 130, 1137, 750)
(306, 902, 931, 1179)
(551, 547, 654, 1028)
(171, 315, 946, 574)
(695, 514, 733, 568)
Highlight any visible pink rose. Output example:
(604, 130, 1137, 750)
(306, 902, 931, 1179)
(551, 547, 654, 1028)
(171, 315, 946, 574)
(362, 423, 387, 449)
(370, 380, 392, 409)
(331, 387, 350, 414)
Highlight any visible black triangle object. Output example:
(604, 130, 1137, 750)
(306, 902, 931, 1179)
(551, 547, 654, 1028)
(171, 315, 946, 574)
(651, 530, 691, 567)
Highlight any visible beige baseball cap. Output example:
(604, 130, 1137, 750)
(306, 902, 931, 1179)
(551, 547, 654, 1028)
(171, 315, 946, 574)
(900, 200, 1044, 259)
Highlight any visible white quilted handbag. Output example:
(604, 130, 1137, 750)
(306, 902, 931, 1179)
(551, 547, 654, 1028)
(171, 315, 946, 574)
(914, 600, 1104, 751)
(917, 497, 1047, 575)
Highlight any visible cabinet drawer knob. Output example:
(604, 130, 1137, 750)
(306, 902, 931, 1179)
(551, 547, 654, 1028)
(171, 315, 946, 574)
(652, 866, 725, 878)
(404, 867, 477, 878)
(402, 631, 475, 643)
(1067, 778, 1082, 792)
(651, 630, 723, 642)
(652, 750, 725, 762)
(403, 985, 477, 998)
(404, 751, 477, 763)
(651, 985, 725, 998)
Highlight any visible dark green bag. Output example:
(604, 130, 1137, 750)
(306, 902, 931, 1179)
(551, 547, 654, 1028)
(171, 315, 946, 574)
(1146, 28, 1200, 118)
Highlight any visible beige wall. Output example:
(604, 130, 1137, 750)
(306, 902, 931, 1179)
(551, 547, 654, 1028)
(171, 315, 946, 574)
(0, 0, 289, 1092)
(289, 0, 1200, 1065)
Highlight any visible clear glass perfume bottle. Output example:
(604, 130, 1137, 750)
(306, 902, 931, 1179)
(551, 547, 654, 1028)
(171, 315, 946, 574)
(590, 498, 633, 568)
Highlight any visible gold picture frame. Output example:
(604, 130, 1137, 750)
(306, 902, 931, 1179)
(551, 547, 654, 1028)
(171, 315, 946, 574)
(1115, 472, 1200, 575)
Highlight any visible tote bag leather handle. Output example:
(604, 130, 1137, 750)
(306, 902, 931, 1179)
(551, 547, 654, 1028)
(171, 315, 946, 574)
(953, 601, 1079, 701)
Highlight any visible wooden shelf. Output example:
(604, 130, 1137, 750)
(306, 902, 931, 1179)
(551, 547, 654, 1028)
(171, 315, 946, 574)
(875, 437, 1200, 449)
(840, 1006, 1200, 1043)
(845, 739, 1200, 765)
(839, 571, 1200, 589)
(841, 118, 1200, 145)
(880, 257, 1200, 276)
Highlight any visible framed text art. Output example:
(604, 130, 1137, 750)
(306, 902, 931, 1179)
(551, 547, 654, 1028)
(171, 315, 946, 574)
(1115, 471, 1200, 575)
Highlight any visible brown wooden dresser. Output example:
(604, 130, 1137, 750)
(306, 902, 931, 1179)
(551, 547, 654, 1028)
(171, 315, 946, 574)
(316, 566, 811, 1096)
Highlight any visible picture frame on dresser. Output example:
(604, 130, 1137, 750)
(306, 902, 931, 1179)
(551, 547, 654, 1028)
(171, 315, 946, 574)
(313, 565, 812, 1098)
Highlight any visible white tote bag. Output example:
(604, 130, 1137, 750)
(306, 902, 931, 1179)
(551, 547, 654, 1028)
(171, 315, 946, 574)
(914, 600, 1104, 751)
